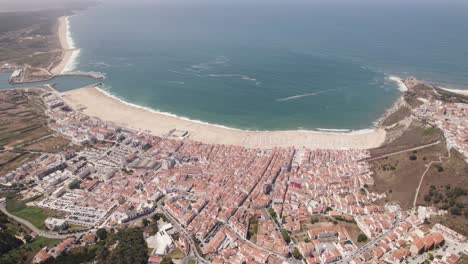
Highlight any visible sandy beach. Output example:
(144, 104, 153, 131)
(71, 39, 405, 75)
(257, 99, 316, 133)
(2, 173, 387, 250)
(440, 87, 468, 96)
(61, 86, 387, 149)
(51, 16, 74, 75)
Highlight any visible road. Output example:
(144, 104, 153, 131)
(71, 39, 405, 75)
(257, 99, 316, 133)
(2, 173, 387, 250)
(0, 202, 87, 239)
(157, 199, 209, 264)
(365, 141, 441, 162)
(225, 223, 286, 261)
(338, 214, 403, 263)
(159, 197, 286, 263)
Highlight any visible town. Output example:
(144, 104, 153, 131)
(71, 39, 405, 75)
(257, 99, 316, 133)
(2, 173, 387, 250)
(0, 85, 467, 264)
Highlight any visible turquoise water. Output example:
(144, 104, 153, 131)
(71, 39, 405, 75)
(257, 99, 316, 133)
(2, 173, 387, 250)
(0, 73, 99, 91)
(65, 1, 468, 130)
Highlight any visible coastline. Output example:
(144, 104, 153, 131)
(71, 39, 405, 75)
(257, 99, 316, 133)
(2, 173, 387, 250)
(47, 14, 411, 150)
(439, 87, 468, 96)
(61, 86, 387, 149)
(51, 16, 77, 75)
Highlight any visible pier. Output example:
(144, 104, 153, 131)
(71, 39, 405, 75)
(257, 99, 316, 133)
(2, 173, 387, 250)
(61, 71, 105, 79)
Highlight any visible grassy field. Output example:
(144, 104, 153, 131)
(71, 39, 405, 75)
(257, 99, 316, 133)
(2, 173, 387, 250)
(0, 153, 40, 176)
(6, 194, 50, 229)
(0, 236, 60, 264)
(415, 149, 468, 236)
(369, 143, 448, 210)
(291, 215, 334, 243)
(21, 136, 70, 153)
(0, 88, 73, 177)
(371, 119, 444, 157)
(167, 247, 186, 259)
(381, 106, 411, 127)
(9, 206, 49, 229)
(247, 216, 259, 243)
(0, 192, 16, 198)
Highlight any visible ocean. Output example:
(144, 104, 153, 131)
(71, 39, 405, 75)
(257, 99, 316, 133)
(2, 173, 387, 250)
(65, 0, 468, 131)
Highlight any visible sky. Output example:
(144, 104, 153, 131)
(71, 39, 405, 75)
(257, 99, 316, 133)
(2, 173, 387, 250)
(2, 0, 468, 10)
(0, 0, 97, 12)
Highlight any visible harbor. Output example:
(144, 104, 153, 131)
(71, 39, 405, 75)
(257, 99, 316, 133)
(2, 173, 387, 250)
(0, 66, 103, 92)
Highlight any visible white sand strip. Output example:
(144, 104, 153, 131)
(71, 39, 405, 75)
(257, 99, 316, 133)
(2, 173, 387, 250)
(61, 87, 387, 150)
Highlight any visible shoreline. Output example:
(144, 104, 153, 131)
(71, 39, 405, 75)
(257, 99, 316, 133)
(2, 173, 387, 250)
(61, 86, 387, 149)
(51, 16, 78, 75)
(439, 87, 468, 96)
(94, 85, 380, 135)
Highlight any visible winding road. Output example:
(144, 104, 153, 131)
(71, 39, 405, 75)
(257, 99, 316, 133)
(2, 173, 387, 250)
(0, 202, 87, 239)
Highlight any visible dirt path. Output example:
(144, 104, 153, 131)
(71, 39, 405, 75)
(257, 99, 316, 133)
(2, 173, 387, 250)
(412, 149, 451, 208)
(366, 140, 441, 162)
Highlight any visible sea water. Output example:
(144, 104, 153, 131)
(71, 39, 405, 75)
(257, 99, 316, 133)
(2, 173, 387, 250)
(65, 0, 468, 130)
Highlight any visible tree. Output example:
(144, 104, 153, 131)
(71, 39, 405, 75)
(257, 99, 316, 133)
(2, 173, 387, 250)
(268, 208, 277, 219)
(424, 195, 431, 202)
(97, 228, 108, 241)
(151, 223, 159, 235)
(450, 206, 461, 215)
(0, 230, 23, 255)
(161, 256, 173, 264)
(292, 247, 302, 259)
(142, 219, 150, 227)
(96, 246, 110, 263)
(281, 229, 291, 244)
(106, 228, 148, 264)
(24, 234, 33, 243)
(68, 181, 80, 189)
(357, 234, 368, 243)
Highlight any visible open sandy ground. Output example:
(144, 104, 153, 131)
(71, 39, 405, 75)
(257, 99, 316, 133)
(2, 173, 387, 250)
(51, 16, 73, 75)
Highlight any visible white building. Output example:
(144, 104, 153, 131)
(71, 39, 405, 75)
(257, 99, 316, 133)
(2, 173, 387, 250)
(146, 230, 174, 256)
(45, 217, 67, 231)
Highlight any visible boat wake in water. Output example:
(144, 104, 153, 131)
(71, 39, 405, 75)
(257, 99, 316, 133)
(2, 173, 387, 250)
(276, 89, 337, 102)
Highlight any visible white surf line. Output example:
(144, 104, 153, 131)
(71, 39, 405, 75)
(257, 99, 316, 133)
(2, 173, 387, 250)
(439, 87, 468, 96)
(388, 75, 408, 92)
(276, 89, 337, 102)
(62, 16, 81, 73)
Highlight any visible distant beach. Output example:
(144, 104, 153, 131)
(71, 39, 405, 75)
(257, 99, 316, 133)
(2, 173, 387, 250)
(440, 87, 468, 96)
(51, 16, 78, 75)
(53, 1, 467, 149)
(61, 86, 387, 149)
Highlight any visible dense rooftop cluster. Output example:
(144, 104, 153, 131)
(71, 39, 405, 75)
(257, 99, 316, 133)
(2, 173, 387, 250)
(1, 88, 467, 264)
(413, 98, 468, 159)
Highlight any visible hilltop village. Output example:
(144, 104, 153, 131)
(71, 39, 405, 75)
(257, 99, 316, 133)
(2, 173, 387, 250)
(0, 82, 466, 264)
